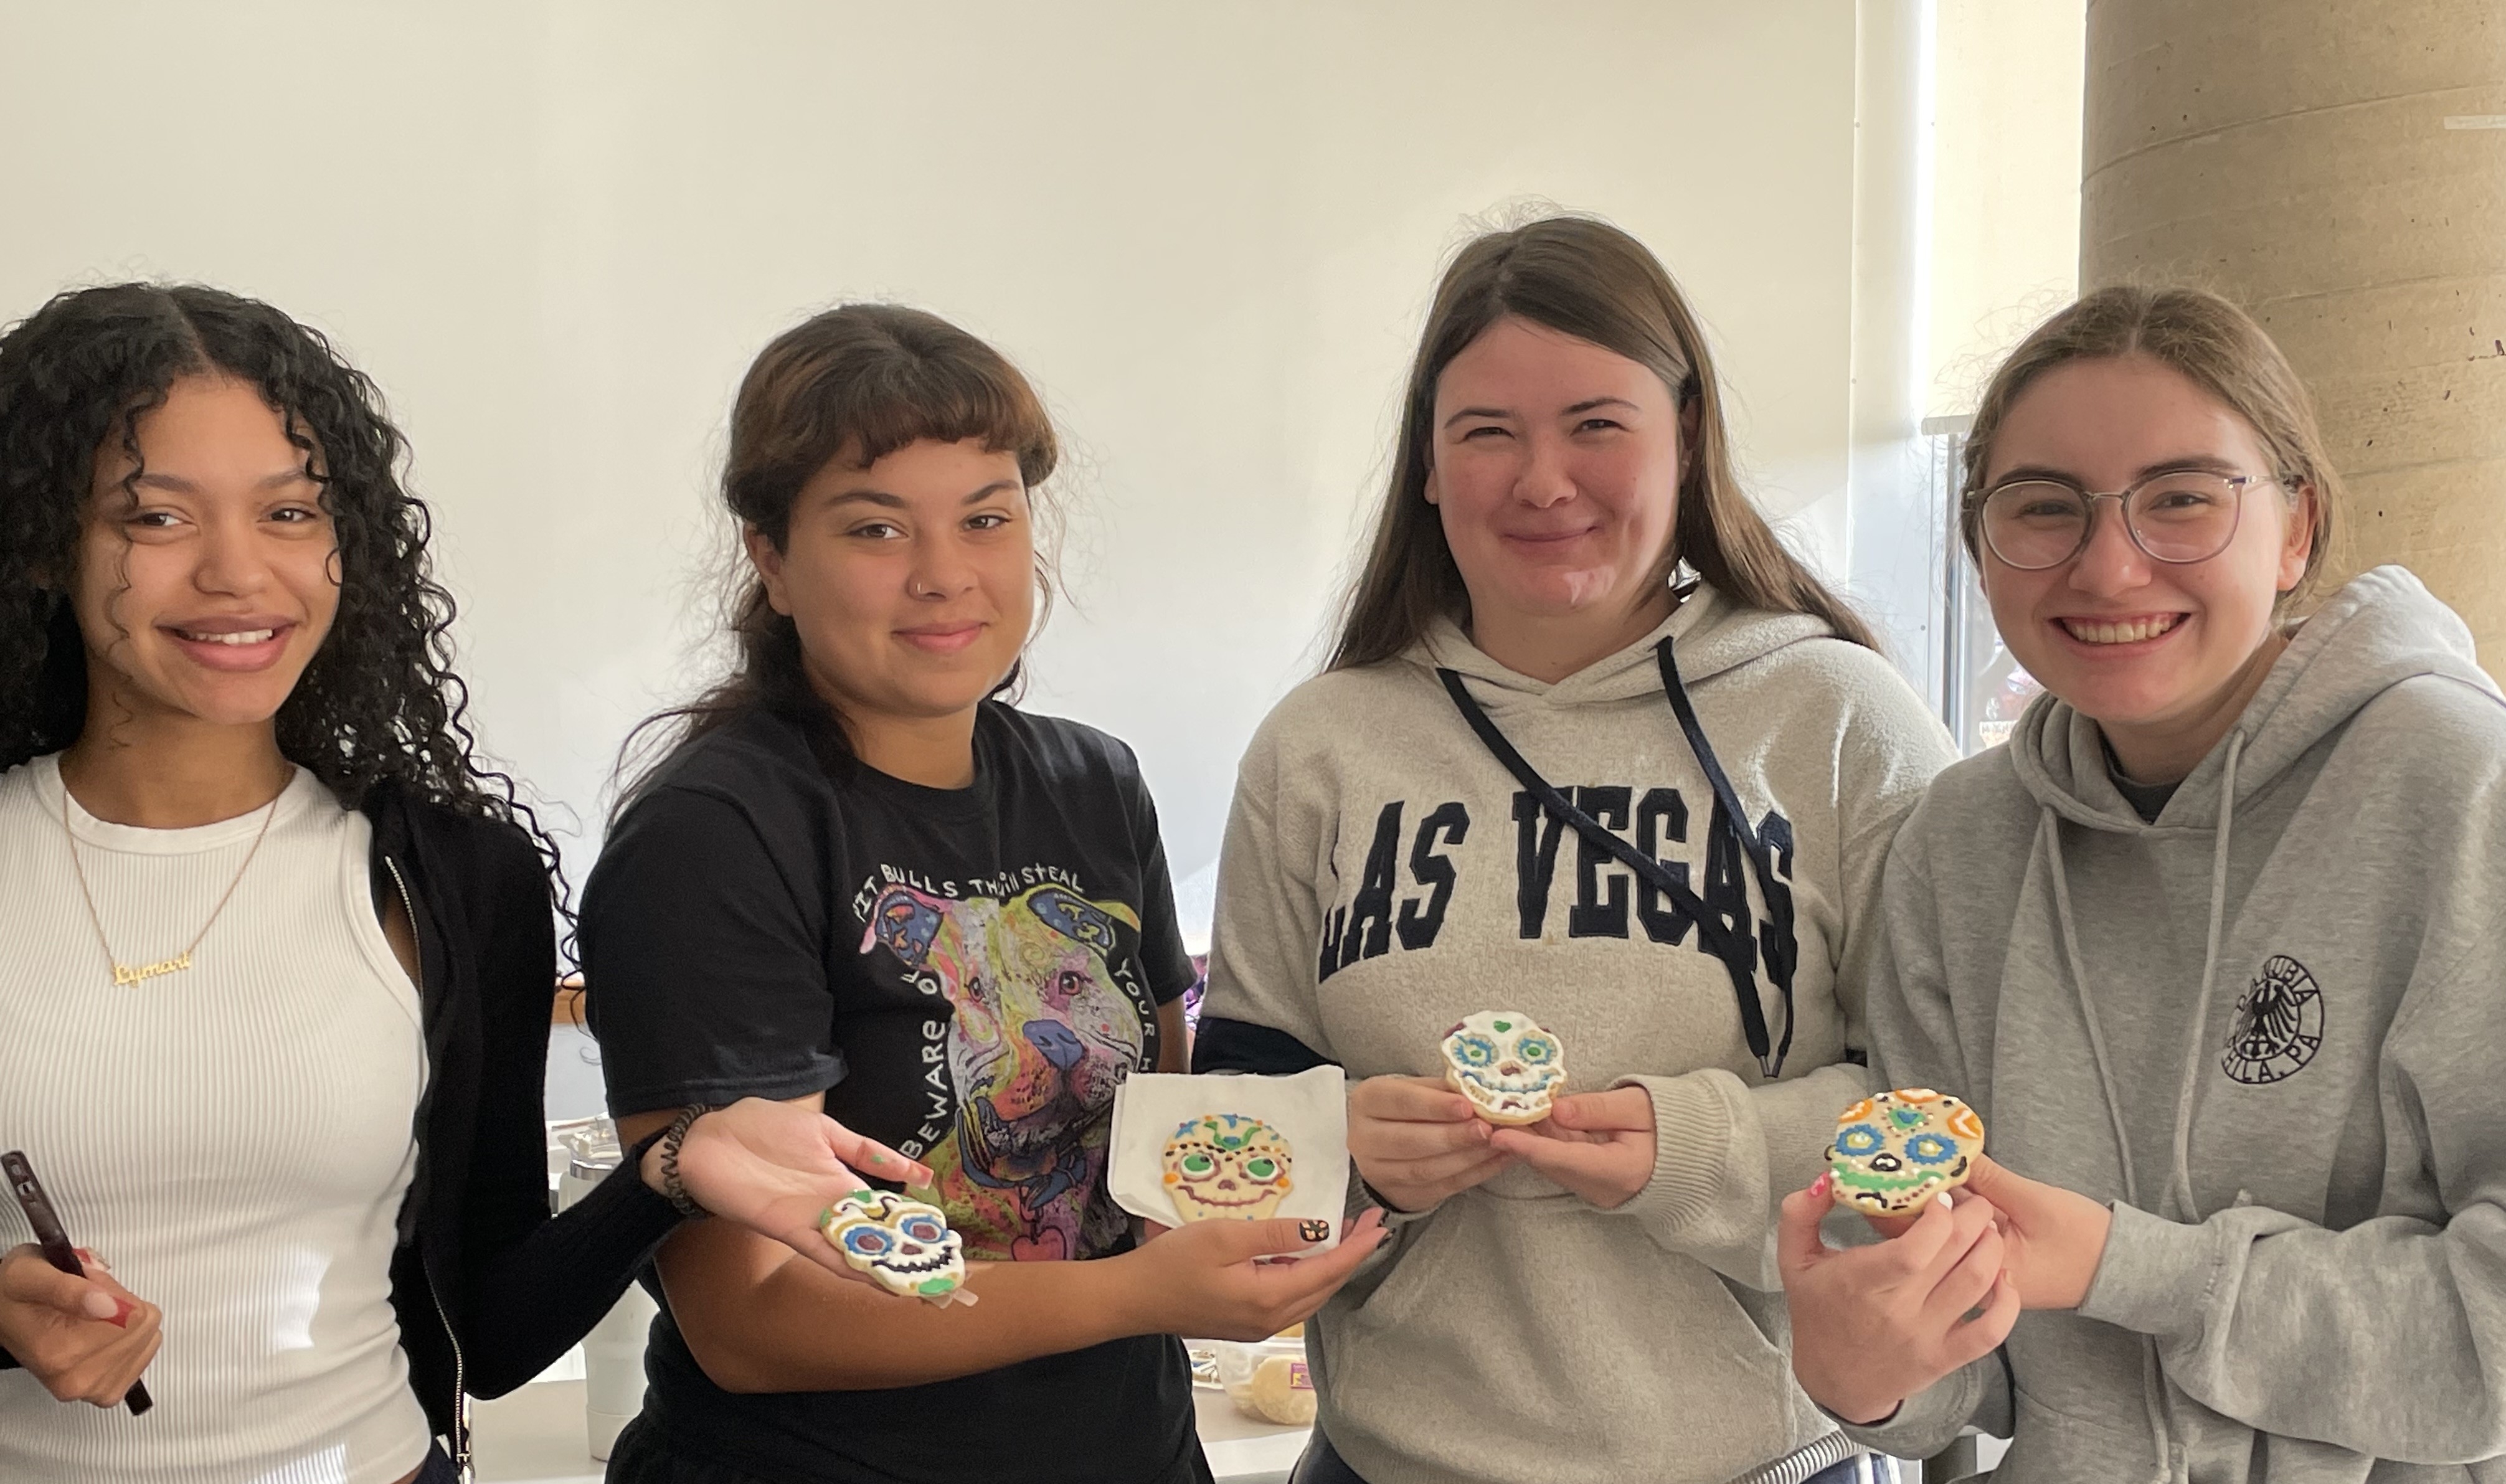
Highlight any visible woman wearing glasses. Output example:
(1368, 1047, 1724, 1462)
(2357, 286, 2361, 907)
(1779, 286, 2506, 1480)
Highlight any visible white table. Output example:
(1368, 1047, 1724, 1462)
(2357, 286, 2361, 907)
(473, 1373, 1308, 1484)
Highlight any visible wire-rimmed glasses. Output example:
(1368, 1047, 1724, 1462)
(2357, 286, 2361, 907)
(1976, 469, 2294, 572)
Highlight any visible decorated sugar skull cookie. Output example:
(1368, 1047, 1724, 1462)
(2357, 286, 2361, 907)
(1440, 1010, 1567, 1125)
(1163, 1113, 1295, 1221)
(820, 1190, 967, 1302)
(1824, 1088, 1986, 1216)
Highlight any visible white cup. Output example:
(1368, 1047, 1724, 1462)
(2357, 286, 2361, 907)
(556, 1127, 657, 1462)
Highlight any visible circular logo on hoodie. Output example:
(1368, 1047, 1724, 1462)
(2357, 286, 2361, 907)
(2220, 955, 2324, 1085)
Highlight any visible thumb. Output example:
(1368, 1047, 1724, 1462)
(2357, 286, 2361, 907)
(1549, 1087, 1653, 1133)
(1776, 1176, 1835, 1280)
(1200, 1216, 1332, 1265)
(1959, 1154, 2027, 1212)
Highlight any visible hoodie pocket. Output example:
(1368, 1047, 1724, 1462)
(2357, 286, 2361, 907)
(2001, 1381, 2161, 1480)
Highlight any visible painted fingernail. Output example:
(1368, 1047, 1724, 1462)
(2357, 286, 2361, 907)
(1808, 1171, 1833, 1199)
(106, 1297, 133, 1329)
(1298, 1220, 1331, 1242)
(1936, 1190, 1955, 1211)
(82, 1290, 117, 1320)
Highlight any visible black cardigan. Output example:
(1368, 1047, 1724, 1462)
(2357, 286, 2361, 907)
(365, 782, 684, 1462)
(2, 782, 685, 1470)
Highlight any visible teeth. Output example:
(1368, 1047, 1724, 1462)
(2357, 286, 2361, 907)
(2062, 615, 2180, 645)
(180, 629, 275, 645)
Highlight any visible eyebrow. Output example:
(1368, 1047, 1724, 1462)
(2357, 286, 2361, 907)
(1440, 395, 1642, 430)
(128, 468, 316, 494)
(1993, 454, 2248, 486)
(819, 480, 1022, 511)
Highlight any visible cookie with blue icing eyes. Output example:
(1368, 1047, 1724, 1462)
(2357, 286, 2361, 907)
(1440, 1010, 1567, 1126)
(820, 1189, 968, 1302)
(1824, 1088, 1985, 1216)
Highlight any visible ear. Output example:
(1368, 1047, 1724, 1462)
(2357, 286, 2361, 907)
(861, 884, 956, 966)
(743, 523, 794, 617)
(2277, 481, 2318, 593)
(1422, 461, 1441, 507)
(1676, 396, 1704, 481)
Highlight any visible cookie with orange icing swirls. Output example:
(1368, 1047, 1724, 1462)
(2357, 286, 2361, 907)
(1823, 1088, 1985, 1216)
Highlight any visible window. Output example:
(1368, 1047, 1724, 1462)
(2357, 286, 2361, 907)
(1927, 416, 2045, 754)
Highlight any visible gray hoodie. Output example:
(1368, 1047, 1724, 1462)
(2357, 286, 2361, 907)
(1198, 585, 1954, 1484)
(1848, 567, 2506, 1483)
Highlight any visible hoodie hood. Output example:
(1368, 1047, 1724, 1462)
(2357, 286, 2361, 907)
(1411, 582, 1834, 711)
(2010, 565, 2498, 834)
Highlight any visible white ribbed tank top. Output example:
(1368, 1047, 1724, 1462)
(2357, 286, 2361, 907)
(0, 754, 433, 1484)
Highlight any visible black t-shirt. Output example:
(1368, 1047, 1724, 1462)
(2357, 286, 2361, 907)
(583, 702, 1204, 1484)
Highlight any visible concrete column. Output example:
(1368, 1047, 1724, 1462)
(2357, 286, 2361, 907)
(2081, 0, 2506, 664)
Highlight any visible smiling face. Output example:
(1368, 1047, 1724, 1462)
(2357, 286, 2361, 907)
(820, 1189, 967, 1300)
(1440, 1009, 1567, 1125)
(1427, 316, 1693, 678)
(1162, 1114, 1294, 1222)
(1978, 355, 2314, 780)
(70, 376, 339, 736)
(747, 437, 1035, 755)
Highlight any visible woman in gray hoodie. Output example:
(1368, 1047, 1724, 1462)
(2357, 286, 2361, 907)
(1780, 285, 2506, 1483)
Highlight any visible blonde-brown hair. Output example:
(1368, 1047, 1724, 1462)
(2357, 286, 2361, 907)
(1329, 215, 1876, 671)
(1959, 284, 2339, 608)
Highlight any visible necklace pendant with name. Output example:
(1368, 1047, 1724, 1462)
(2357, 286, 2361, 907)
(111, 952, 195, 988)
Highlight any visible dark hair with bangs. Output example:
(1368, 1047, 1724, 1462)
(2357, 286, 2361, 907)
(619, 302, 1061, 797)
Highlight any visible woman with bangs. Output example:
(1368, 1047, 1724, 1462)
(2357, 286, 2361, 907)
(582, 303, 1385, 1484)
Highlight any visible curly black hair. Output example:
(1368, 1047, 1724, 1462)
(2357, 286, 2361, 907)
(0, 281, 567, 898)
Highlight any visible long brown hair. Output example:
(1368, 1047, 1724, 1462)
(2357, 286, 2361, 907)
(618, 303, 1061, 798)
(1958, 284, 2340, 610)
(1330, 215, 1876, 671)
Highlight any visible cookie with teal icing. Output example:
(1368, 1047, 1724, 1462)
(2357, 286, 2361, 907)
(1824, 1088, 1985, 1216)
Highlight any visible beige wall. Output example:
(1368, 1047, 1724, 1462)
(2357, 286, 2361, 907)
(0, 2, 1869, 894)
(1929, 0, 2087, 418)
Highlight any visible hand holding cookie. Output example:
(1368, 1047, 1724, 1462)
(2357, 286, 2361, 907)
(1777, 1172, 2017, 1426)
(1346, 1075, 1510, 1214)
(1486, 1086, 1655, 1210)
(1960, 1155, 2113, 1310)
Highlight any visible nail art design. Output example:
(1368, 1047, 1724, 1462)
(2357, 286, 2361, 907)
(1298, 1219, 1331, 1242)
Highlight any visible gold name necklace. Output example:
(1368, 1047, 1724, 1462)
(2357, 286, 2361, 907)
(61, 776, 281, 988)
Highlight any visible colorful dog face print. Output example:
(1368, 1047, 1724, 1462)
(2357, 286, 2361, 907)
(820, 1190, 967, 1301)
(1824, 1088, 1985, 1216)
(863, 881, 1153, 1264)
(1161, 1113, 1294, 1221)
(1440, 1010, 1566, 1125)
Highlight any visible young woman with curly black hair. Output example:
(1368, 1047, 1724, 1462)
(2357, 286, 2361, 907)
(0, 283, 939, 1484)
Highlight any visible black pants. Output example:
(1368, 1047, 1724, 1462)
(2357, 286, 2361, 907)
(414, 1444, 461, 1484)
(1290, 1432, 1902, 1484)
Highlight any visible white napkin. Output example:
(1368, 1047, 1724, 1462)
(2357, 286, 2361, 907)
(1109, 1067, 1350, 1252)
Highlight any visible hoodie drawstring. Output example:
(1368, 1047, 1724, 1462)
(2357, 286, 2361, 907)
(2040, 805, 2176, 1480)
(2035, 728, 2248, 1484)
(2167, 729, 2243, 1226)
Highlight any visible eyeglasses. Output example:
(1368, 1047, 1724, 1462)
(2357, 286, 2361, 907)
(1975, 470, 2294, 572)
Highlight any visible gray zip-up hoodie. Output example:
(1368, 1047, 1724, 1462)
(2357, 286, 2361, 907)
(1198, 585, 1954, 1484)
(1847, 566, 2506, 1483)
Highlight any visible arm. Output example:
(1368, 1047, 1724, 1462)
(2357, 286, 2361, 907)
(620, 1091, 1385, 1392)
(1832, 828, 2010, 1457)
(2066, 930, 2506, 1463)
(422, 823, 688, 1397)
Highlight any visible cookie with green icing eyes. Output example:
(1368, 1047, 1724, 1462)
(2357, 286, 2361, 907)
(1163, 1114, 1295, 1221)
(1824, 1088, 1986, 1216)
(1440, 1010, 1567, 1126)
